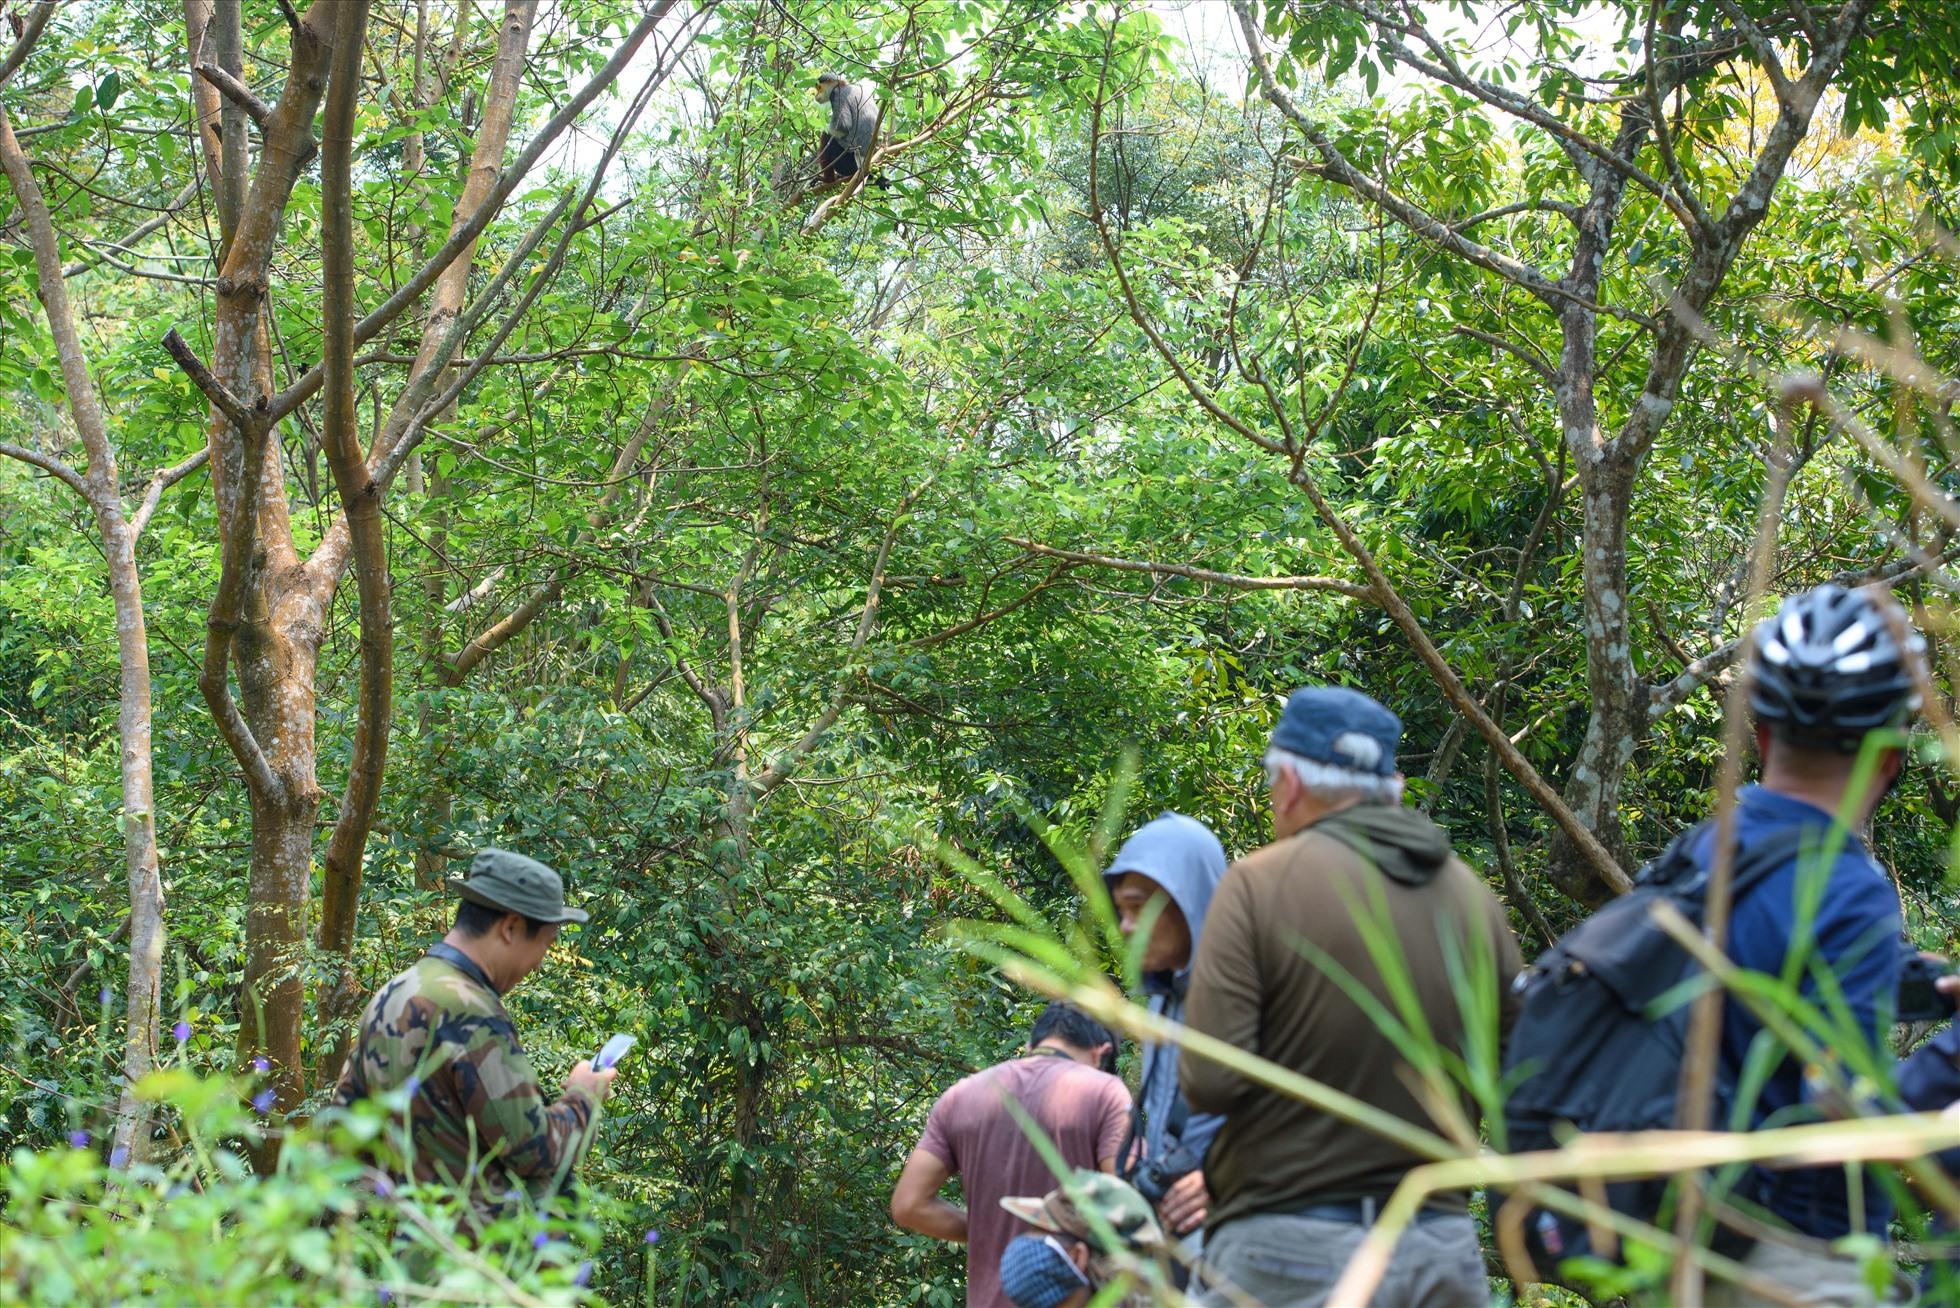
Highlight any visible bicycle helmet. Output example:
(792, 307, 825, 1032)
(1747, 583, 1925, 751)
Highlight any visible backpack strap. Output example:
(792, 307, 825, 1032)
(1708, 818, 1835, 905)
(1635, 818, 1715, 888)
(1640, 816, 1836, 902)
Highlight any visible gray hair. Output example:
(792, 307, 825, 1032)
(1263, 744, 1404, 805)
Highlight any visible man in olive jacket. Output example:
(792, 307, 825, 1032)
(1184, 687, 1523, 1308)
(332, 848, 616, 1220)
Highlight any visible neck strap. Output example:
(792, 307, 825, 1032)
(426, 940, 501, 996)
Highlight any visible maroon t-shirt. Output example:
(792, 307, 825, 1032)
(914, 1053, 1131, 1307)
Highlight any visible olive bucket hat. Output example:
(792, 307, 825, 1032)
(447, 848, 589, 924)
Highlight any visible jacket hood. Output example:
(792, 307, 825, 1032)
(1103, 812, 1227, 991)
(1314, 802, 1451, 885)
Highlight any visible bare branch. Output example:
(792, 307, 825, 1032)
(1100, 20, 1632, 895)
(1234, 2, 1563, 306)
(442, 575, 567, 686)
(751, 483, 925, 797)
(277, 0, 678, 419)
(1645, 551, 1958, 722)
(1448, 198, 1580, 232)
(0, 103, 119, 506)
(129, 446, 211, 538)
(0, 1, 54, 94)
(0, 439, 88, 499)
(1642, 3, 1716, 236)
(196, 60, 270, 126)
(62, 177, 202, 278)
(1354, 0, 1698, 226)
(1007, 538, 1375, 600)
(1453, 325, 1556, 383)
(439, 385, 676, 685)
(162, 329, 263, 437)
(1711, 0, 1795, 103)
(644, 594, 723, 729)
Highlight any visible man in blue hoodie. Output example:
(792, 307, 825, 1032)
(1102, 812, 1229, 1254)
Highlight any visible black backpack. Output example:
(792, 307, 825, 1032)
(1499, 818, 1819, 1268)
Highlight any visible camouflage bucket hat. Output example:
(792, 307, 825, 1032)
(446, 848, 589, 924)
(1000, 1168, 1164, 1250)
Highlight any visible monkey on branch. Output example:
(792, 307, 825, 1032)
(812, 72, 887, 190)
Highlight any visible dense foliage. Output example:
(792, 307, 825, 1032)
(1, 0, 1958, 1303)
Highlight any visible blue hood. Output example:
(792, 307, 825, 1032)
(1103, 812, 1226, 993)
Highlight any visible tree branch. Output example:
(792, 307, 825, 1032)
(0, 440, 88, 499)
(129, 446, 211, 538)
(1007, 538, 1374, 600)
(1453, 325, 1556, 383)
(1645, 550, 1957, 722)
(1235, 2, 1562, 306)
(162, 329, 264, 438)
(1097, 22, 1631, 895)
(1449, 198, 1580, 232)
(195, 60, 271, 126)
(262, 0, 678, 427)
(314, 0, 385, 984)
(1711, 0, 1795, 104)
(0, 1, 53, 94)
(750, 484, 920, 797)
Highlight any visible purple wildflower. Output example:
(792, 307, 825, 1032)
(532, 1231, 550, 1250)
(98, 986, 112, 1007)
(252, 1088, 277, 1115)
(172, 1020, 190, 1043)
(67, 1130, 89, 1148)
(251, 1057, 269, 1074)
(373, 1176, 394, 1198)
(403, 1074, 421, 1096)
(573, 1261, 591, 1288)
(643, 1228, 660, 1245)
(108, 1146, 128, 1168)
(377, 1291, 392, 1305)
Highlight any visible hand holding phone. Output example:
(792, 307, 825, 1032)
(1897, 955, 1957, 1023)
(594, 1033, 638, 1071)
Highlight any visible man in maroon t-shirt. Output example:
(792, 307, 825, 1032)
(890, 1003, 1132, 1307)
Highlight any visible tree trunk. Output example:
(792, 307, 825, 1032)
(1550, 462, 1646, 903)
(0, 101, 170, 1168)
(234, 615, 321, 1105)
(1550, 293, 1643, 902)
(101, 512, 165, 1165)
(312, 0, 385, 1087)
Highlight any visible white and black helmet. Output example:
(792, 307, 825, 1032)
(1748, 583, 1926, 751)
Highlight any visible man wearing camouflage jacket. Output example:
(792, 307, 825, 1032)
(330, 848, 616, 1215)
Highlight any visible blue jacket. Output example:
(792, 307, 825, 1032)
(1705, 786, 1910, 1238)
(1104, 813, 1228, 1171)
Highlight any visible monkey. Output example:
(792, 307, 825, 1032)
(812, 72, 886, 189)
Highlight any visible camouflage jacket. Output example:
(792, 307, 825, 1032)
(330, 946, 599, 1213)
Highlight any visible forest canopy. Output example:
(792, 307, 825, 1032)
(1, 0, 1958, 1303)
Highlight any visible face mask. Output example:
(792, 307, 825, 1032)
(1040, 1235, 1092, 1291)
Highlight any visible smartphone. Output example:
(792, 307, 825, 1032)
(594, 1033, 638, 1071)
(1896, 956, 1956, 1023)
